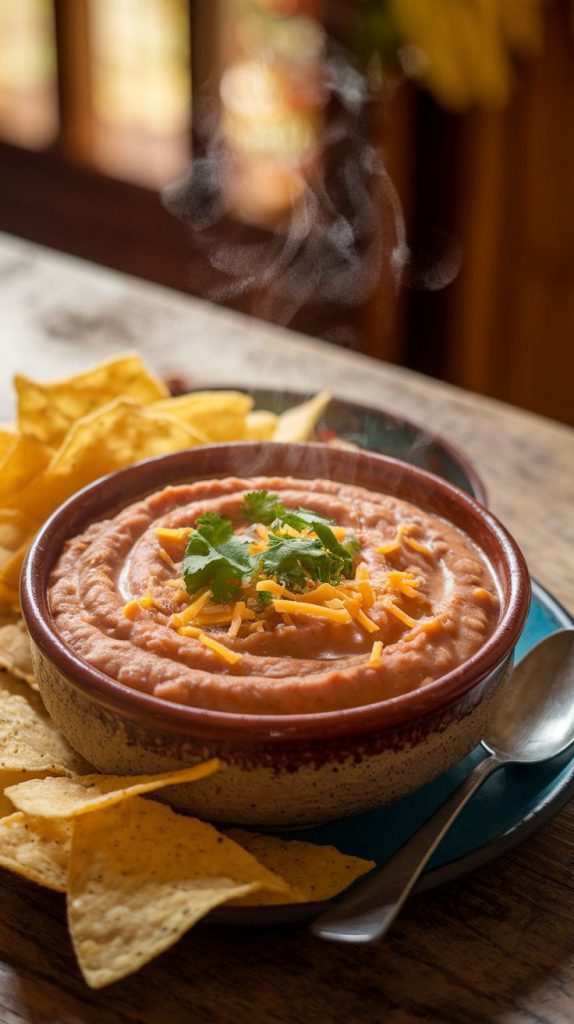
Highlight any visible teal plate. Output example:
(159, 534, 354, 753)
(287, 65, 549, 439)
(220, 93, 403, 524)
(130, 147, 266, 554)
(212, 580, 573, 925)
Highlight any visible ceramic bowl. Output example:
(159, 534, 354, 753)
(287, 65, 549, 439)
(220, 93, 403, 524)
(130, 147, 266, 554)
(21, 443, 530, 827)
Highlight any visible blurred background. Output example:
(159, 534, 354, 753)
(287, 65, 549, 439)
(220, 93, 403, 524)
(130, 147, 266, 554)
(0, 0, 572, 426)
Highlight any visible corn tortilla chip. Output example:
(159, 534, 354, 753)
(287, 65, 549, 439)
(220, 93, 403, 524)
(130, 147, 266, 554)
(0, 508, 38, 564)
(0, 400, 206, 605)
(0, 619, 35, 686)
(0, 429, 17, 461)
(0, 811, 71, 891)
(5, 759, 220, 818)
(67, 797, 290, 987)
(227, 829, 375, 904)
(0, 434, 53, 503)
(0, 770, 53, 818)
(0, 690, 89, 775)
(8, 398, 205, 521)
(246, 409, 278, 441)
(154, 391, 252, 442)
(0, 583, 20, 614)
(272, 391, 331, 442)
(15, 352, 168, 447)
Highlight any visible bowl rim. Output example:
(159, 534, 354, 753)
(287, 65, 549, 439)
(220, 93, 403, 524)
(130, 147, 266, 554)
(21, 442, 530, 745)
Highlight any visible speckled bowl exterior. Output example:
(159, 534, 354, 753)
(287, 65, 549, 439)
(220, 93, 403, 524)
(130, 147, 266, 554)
(21, 443, 530, 827)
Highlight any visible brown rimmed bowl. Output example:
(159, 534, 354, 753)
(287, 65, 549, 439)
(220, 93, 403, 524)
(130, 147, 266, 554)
(21, 443, 530, 827)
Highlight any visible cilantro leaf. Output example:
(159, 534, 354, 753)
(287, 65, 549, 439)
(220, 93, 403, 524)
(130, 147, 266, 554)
(183, 496, 362, 605)
(261, 534, 348, 592)
(195, 512, 233, 545)
(183, 515, 256, 603)
(312, 523, 356, 579)
(241, 491, 286, 525)
(279, 507, 333, 531)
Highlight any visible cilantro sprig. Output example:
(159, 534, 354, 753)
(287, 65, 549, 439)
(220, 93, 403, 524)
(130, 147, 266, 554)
(241, 490, 287, 526)
(182, 492, 361, 603)
(182, 513, 254, 604)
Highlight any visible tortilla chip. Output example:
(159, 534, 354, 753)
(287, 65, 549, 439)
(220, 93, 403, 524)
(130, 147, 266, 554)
(0, 434, 53, 503)
(67, 797, 289, 987)
(246, 409, 278, 441)
(0, 508, 37, 564)
(0, 619, 35, 686)
(0, 509, 42, 613)
(272, 391, 331, 442)
(154, 391, 252, 443)
(0, 690, 88, 775)
(0, 429, 17, 461)
(5, 759, 220, 818)
(0, 770, 52, 818)
(9, 398, 205, 521)
(0, 583, 20, 616)
(15, 352, 168, 447)
(0, 400, 206, 604)
(227, 830, 375, 904)
(0, 811, 71, 890)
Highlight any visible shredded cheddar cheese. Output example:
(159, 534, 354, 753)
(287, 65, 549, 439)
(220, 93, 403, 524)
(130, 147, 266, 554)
(272, 599, 352, 624)
(386, 571, 421, 599)
(398, 524, 433, 557)
(122, 600, 140, 620)
(178, 625, 201, 638)
(404, 535, 433, 557)
(376, 540, 401, 556)
(414, 616, 443, 635)
(277, 523, 301, 539)
(170, 589, 212, 629)
(227, 601, 255, 637)
(354, 562, 375, 609)
(383, 599, 417, 628)
(158, 548, 176, 569)
(377, 523, 433, 560)
(155, 527, 193, 542)
(138, 591, 155, 610)
(369, 640, 383, 664)
(331, 526, 347, 541)
(195, 611, 236, 626)
(349, 606, 380, 634)
(300, 582, 350, 605)
(199, 633, 241, 665)
(256, 579, 289, 598)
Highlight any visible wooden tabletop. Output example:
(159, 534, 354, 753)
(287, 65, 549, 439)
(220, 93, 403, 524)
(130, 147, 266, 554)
(1, 233, 573, 1024)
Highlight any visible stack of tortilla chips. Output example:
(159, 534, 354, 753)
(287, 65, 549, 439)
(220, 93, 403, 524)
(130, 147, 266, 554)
(0, 354, 373, 988)
(0, 668, 373, 987)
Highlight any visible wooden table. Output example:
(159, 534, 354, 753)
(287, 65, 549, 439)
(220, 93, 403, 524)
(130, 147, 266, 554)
(1, 233, 573, 1024)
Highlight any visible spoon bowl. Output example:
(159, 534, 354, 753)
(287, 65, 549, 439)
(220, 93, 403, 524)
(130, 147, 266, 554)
(312, 628, 574, 944)
(484, 630, 574, 763)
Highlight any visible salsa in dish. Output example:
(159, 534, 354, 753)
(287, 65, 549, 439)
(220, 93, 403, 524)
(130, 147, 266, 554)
(48, 476, 500, 715)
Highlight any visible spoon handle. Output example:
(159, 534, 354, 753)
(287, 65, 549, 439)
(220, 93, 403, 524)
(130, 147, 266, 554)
(310, 753, 504, 945)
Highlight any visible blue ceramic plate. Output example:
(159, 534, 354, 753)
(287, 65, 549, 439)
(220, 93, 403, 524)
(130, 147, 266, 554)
(212, 580, 573, 925)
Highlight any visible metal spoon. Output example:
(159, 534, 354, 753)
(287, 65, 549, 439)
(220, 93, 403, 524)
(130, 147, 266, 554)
(311, 629, 574, 945)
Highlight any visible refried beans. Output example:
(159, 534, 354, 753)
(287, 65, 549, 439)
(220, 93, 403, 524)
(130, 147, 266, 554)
(48, 476, 500, 715)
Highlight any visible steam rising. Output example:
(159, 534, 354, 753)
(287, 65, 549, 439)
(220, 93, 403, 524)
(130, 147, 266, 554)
(163, 40, 459, 334)
(163, 42, 409, 330)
